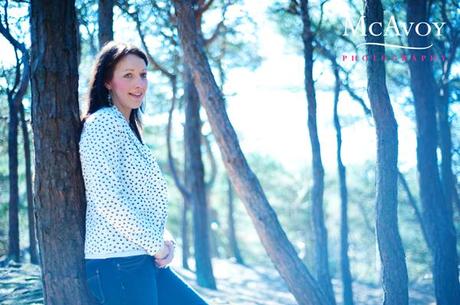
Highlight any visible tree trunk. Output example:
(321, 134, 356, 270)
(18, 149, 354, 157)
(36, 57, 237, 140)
(173, 1, 332, 304)
(19, 101, 39, 265)
(437, 90, 455, 217)
(332, 65, 354, 305)
(364, 1, 409, 304)
(437, 0, 460, 218)
(181, 200, 191, 270)
(208, 207, 220, 258)
(30, 1, 90, 304)
(98, 0, 113, 48)
(7, 92, 20, 263)
(227, 176, 244, 264)
(184, 66, 216, 289)
(162, 70, 193, 270)
(203, 135, 220, 259)
(406, 1, 460, 303)
(182, 102, 192, 271)
(1, 20, 32, 264)
(397, 171, 429, 245)
(299, 1, 336, 304)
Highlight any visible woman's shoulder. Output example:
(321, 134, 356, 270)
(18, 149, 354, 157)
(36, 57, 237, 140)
(83, 107, 127, 131)
(85, 106, 122, 125)
(81, 107, 126, 140)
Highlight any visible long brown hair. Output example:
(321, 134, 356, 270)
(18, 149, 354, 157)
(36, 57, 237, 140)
(81, 41, 148, 143)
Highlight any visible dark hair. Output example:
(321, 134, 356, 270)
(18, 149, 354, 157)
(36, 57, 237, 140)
(81, 41, 148, 143)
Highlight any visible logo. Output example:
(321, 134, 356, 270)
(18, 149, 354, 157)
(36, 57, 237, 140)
(343, 15, 445, 50)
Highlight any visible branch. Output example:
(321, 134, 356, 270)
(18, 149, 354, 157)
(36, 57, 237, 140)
(204, 20, 224, 46)
(0, 3, 29, 108)
(342, 74, 371, 116)
(198, 0, 214, 15)
(397, 171, 430, 247)
(0, 16, 26, 53)
(166, 76, 191, 200)
(285, 0, 300, 15)
(11, 50, 29, 110)
(116, 2, 176, 79)
(440, 0, 459, 83)
(314, 38, 372, 116)
(315, 0, 331, 35)
(441, 0, 454, 35)
(203, 132, 217, 188)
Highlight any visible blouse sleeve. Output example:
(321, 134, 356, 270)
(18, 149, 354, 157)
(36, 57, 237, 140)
(79, 113, 163, 256)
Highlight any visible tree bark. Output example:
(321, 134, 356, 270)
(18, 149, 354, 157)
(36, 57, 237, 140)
(173, 1, 332, 304)
(19, 101, 39, 265)
(30, 1, 90, 304)
(227, 176, 244, 264)
(184, 66, 216, 289)
(98, 0, 114, 48)
(332, 64, 354, 305)
(299, 1, 336, 304)
(364, 1, 409, 304)
(7, 91, 20, 263)
(406, 1, 460, 304)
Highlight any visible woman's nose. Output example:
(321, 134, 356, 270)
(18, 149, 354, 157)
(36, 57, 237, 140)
(134, 76, 147, 88)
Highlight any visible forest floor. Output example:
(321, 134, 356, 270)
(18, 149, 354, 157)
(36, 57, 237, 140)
(0, 253, 435, 305)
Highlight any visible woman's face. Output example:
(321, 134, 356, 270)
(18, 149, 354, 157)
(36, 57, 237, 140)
(105, 54, 148, 119)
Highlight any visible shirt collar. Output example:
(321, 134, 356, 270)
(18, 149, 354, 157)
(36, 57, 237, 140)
(109, 106, 153, 163)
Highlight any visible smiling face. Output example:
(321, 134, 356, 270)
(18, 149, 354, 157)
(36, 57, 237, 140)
(105, 54, 148, 120)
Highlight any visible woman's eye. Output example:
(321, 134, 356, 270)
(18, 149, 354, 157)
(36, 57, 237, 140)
(141, 73, 147, 79)
(124, 73, 133, 78)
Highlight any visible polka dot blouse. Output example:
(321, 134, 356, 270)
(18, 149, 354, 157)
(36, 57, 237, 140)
(79, 106, 169, 259)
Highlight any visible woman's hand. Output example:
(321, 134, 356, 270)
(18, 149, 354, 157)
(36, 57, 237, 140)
(154, 240, 175, 268)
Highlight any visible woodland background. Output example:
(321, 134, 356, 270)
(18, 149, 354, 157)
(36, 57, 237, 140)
(0, 0, 459, 305)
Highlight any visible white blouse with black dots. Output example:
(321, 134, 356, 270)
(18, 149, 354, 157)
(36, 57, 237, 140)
(79, 105, 169, 259)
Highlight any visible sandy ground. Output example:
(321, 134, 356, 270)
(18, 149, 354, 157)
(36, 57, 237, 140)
(0, 253, 435, 305)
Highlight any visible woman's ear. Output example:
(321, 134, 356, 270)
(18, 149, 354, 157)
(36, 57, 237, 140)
(104, 82, 112, 90)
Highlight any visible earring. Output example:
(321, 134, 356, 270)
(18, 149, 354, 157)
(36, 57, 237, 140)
(108, 91, 113, 106)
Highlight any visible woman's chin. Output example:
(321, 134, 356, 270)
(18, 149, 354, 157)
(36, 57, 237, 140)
(126, 100, 143, 110)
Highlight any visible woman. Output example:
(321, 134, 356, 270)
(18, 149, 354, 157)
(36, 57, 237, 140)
(79, 41, 209, 305)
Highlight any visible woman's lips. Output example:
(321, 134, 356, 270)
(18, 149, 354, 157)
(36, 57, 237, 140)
(129, 93, 143, 98)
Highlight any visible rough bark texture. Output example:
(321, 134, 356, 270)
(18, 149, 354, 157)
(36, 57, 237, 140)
(19, 101, 39, 265)
(184, 66, 216, 289)
(364, 1, 409, 305)
(332, 65, 354, 305)
(173, 1, 332, 304)
(30, 1, 90, 304)
(98, 0, 114, 48)
(406, 1, 460, 304)
(7, 91, 20, 263)
(227, 176, 244, 264)
(299, 1, 336, 304)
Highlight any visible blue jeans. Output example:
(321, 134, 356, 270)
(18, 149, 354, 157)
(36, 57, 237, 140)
(85, 255, 209, 305)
